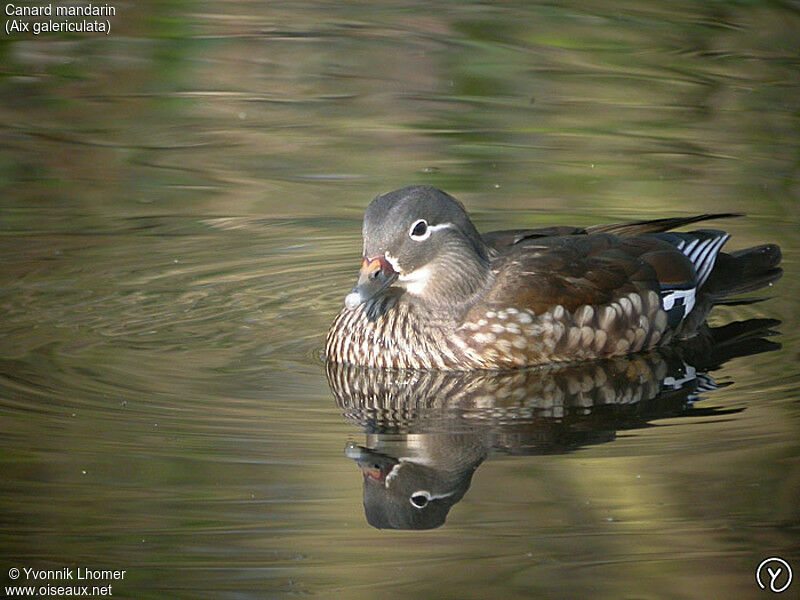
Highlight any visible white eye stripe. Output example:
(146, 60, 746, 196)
(409, 489, 454, 508)
(408, 220, 454, 241)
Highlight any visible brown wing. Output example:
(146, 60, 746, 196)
(482, 226, 587, 251)
(587, 213, 740, 236)
(480, 233, 695, 314)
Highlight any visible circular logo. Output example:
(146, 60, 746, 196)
(756, 557, 793, 593)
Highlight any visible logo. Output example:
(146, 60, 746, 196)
(756, 557, 793, 593)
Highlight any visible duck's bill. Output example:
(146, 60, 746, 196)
(345, 442, 399, 483)
(344, 256, 398, 309)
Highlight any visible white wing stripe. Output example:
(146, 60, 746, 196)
(674, 232, 730, 288)
(696, 238, 720, 284)
(696, 235, 729, 286)
(688, 238, 712, 262)
(692, 241, 716, 275)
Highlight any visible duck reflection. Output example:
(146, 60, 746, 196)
(327, 319, 780, 530)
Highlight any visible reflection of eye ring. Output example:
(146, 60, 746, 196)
(410, 490, 431, 508)
(409, 219, 429, 240)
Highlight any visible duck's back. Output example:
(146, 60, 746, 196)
(456, 232, 686, 368)
(484, 232, 687, 311)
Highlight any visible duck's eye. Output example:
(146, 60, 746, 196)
(410, 491, 431, 508)
(409, 219, 429, 240)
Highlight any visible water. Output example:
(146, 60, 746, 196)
(1, 2, 799, 599)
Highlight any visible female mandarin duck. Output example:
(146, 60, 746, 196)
(326, 186, 781, 370)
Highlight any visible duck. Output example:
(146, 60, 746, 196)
(326, 185, 782, 370)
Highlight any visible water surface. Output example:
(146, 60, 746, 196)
(1, 2, 799, 599)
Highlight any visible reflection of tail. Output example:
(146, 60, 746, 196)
(703, 244, 782, 299)
(684, 318, 781, 371)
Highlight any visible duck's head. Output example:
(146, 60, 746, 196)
(344, 185, 490, 310)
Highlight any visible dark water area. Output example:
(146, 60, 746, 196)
(1, 2, 799, 599)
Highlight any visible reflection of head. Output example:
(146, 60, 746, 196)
(346, 442, 484, 530)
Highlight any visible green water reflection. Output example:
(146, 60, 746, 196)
(1, 2, 798, 599)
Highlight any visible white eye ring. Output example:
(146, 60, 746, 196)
(410, 490, 431, 508)
(409, 219, 430, 240)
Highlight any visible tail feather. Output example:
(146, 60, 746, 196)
(704, 244, 783, 298)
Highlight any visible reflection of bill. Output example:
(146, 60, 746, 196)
(756, 557, 792, 593)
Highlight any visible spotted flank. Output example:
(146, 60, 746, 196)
(326, 288, 672, 370)
(459, 291, 668, 368)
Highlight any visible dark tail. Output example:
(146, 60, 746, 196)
(703, 244, 783, 298)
